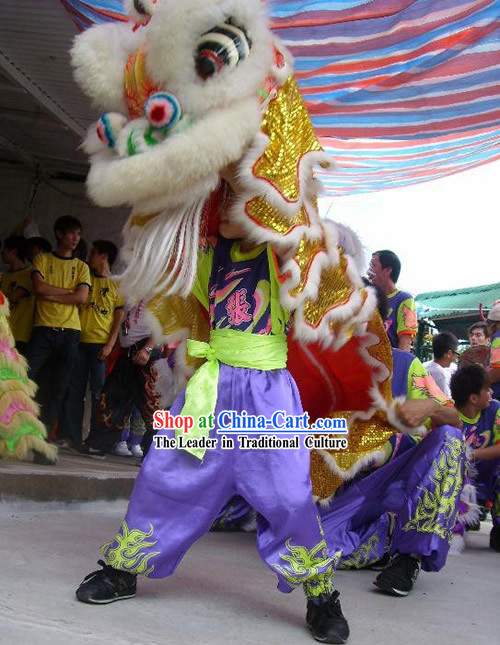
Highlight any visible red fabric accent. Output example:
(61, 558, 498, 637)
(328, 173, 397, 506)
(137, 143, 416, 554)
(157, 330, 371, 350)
(106, 347, 124, 377)
(287, 334, 377, 421)
(48, 419, 58, 441)
(199, 184, 223, 248)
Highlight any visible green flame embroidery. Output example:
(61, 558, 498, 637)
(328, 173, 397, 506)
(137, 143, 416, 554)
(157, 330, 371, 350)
(339, 535, 381, 570)
(271, 518, 340, 597)
(403, 435, 464, 541)
(101, 520, 161, 576)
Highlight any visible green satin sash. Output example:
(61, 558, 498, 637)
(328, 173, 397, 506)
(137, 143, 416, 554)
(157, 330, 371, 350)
(178, 328, 287, 459)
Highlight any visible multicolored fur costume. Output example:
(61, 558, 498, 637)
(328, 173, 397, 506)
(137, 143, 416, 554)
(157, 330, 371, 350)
(0, 292, 57, 464)
(71, 0, 422, 499)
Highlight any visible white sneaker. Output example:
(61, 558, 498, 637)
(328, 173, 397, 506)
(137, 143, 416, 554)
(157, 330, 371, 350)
(130, 444, 143, 458)
(112, 441, 132, 457)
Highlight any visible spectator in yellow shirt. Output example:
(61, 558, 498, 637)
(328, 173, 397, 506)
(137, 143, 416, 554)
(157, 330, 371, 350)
(28, 216, 91, 442)
(0, 236, 35, 355)
(61, 240, 124, 447)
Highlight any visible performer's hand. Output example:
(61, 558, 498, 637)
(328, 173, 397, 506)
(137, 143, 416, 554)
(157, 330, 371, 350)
(98, 343, 113, 361)
(132, 347, 150, 366)
(395, 400, 436, 428)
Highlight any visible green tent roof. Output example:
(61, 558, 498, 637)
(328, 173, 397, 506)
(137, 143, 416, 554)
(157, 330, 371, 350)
(416, 282, 500, 321)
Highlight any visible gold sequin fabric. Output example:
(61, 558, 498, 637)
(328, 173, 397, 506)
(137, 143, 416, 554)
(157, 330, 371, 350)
(245, 200, 310, 238)
(254, 76, 323, 202)
(148, 292, 210, 370)
(310, 412, 398, 500)
(301, 258, 354, 327)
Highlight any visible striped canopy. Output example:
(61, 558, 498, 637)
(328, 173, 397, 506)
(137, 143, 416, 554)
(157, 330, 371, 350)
(61, 0, 500, 195)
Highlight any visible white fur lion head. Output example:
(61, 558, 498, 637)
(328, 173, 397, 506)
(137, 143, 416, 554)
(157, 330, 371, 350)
(72, 0, 277, 212)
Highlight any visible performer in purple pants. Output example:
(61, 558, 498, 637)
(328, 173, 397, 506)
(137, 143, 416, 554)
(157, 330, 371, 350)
(76, 218, 350, 644)
(317, 348, 464, 596)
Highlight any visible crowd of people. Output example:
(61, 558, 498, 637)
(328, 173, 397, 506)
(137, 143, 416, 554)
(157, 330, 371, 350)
(0, 215, 176, 462)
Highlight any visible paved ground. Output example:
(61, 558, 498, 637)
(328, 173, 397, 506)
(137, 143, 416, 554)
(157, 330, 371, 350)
(0, 500, 497, 645)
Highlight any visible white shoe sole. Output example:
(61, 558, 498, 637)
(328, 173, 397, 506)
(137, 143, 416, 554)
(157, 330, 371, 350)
(77, 592, 136, 604)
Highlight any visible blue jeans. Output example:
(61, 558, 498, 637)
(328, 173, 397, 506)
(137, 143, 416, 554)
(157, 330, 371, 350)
(27, 327, 80, 431)
(60, 343, 107, 446)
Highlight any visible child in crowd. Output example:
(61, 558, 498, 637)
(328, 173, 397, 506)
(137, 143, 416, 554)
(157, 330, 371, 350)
(80, 299, 167, 458)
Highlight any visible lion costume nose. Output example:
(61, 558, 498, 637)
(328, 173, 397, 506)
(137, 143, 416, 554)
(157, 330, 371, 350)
(144, 92, 182, 131)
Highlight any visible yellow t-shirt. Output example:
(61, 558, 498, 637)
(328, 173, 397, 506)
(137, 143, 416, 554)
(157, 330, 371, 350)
(80, 273, 124, 344)
(0, 267, 35, 343)
(32, 253, 91, 330)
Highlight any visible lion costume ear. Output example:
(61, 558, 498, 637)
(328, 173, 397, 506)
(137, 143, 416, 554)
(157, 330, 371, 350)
(124, 0, 159, 25)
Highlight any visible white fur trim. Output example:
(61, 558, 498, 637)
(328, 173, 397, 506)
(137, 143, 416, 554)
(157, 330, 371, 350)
(119, 198, 205, 302)
(270, 37, 294, 84)
(459, 483, 481, 527)
(324, 220, 367, 275)
(448, 534, 465, 555)
(71, 22, 144, 113)
(368, 386, 428, 437)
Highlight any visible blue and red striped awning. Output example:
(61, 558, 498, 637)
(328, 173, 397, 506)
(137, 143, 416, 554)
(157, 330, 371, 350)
(60, 0, 500, 195)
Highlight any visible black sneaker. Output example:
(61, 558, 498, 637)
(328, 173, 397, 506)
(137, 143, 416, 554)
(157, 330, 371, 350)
(368, 552, 391, 571)
(76, 560, 137, 604)
(479, 506, 489, 522)
(76, 443, 106, 457)
(373, 554, 420, 597)
(490, 524, 500, 553)
(306, 591, 350, 644)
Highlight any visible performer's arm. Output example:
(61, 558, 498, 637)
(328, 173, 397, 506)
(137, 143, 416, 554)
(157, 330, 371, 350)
(396, 399, 461, 429)
(39, 284, 90, 305)
(473, 443, 500, 461)
(32, 273, 73, 297)
(487, 366, 500, 384)
(397, 297, 417, 351)
(98, 307, 125, 361)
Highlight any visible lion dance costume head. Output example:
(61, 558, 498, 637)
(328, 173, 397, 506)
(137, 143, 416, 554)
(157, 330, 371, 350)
(71, 0, 422, 499)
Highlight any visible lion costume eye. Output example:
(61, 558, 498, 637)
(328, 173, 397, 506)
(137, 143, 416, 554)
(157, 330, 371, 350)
(195, 20, 252, 80)
(134, 0, 148, 14)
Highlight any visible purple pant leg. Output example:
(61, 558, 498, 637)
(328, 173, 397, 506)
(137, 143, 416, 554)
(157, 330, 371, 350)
(321, 426, 465, 572)
(102, 365, 338, 597)
(234, 439, 337, 596)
